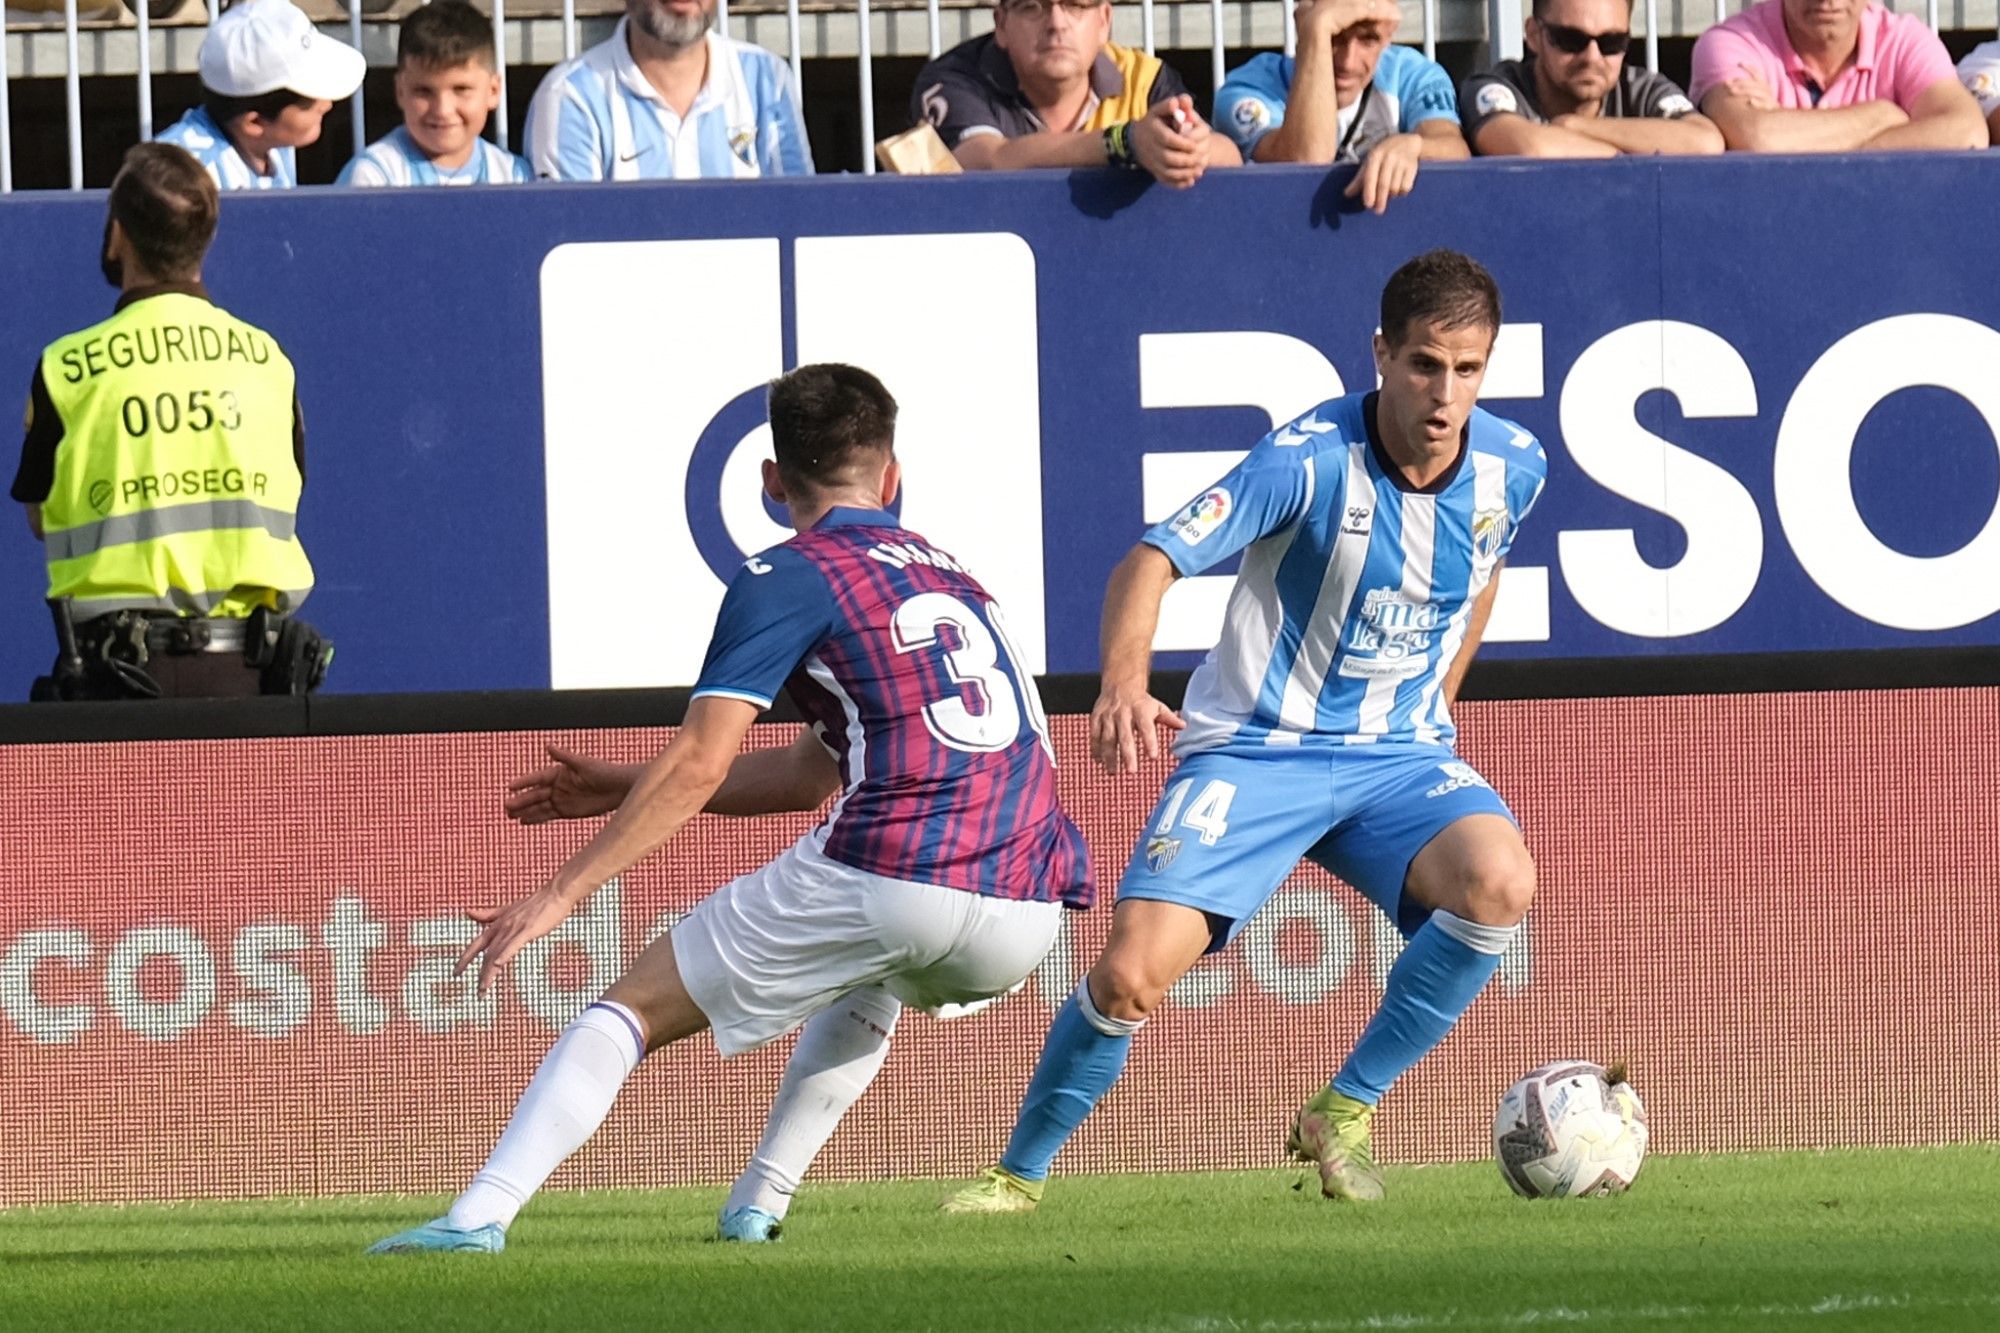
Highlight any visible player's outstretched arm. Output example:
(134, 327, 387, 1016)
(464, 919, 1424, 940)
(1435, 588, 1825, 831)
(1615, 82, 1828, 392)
(461, 696, 762, 992)
(1091, 543, 1186, 775)
(508, 727, 839, 825)
(702, 726, 842, 816)
(504, 744, 642, 825)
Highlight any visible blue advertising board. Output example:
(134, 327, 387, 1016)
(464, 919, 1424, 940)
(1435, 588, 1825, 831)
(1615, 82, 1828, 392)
(0, 155, 1995, 695)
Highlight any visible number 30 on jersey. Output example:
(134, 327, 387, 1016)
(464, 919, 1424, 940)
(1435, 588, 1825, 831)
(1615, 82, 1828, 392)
(891, 591, 1052, 757)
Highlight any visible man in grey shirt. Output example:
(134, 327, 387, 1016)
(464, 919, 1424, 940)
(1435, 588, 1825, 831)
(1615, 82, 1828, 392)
(1461, 0, 1723, 156)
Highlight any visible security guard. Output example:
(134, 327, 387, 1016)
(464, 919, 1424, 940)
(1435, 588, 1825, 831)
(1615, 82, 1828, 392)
(10, 141, 329, 700)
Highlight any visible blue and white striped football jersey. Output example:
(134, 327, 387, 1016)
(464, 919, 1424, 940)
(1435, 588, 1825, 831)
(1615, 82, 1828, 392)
(1215, 45, 1460, 163)
(523, 22, 812, 181)
(335, 128, 533, 187)
(156, 107, 296, 191)
(1145, 391, 1547, 753)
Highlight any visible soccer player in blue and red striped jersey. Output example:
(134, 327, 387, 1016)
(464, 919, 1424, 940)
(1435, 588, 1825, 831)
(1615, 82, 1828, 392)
(369, 363, 1090, 1254)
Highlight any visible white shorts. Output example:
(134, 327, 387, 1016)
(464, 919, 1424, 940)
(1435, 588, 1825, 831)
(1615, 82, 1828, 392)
(671, 835, 1064, 1057)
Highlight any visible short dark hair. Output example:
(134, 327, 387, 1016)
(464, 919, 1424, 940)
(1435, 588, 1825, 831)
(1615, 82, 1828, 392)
(1379, 249, 1502, 350)
(108, 143, 219, 283)
(202, 87, 320, 129)
(399, 0, 498, 71)
(766, 364, 898, 493)
(1530, 0, 1636, 20)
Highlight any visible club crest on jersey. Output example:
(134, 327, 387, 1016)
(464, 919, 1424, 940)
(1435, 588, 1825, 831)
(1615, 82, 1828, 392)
(1144, 834, 1182, 873)
(1472, 507, 1509, 562)
(1169, 488, 1232, 547)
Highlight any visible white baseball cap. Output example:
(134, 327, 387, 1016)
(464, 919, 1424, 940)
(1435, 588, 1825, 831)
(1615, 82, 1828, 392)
(199, 0, 367, 101)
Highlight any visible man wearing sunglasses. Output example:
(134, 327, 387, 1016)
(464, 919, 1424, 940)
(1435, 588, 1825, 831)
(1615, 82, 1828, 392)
(1689, 0, 1985, 152)
(1213, 0, 1466, 213)
(1461, 0, 1722, 156)
(913, 0, 1241, 186)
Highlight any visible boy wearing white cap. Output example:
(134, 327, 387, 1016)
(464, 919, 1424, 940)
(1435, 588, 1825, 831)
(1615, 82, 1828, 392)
(157, 0, 367, 190)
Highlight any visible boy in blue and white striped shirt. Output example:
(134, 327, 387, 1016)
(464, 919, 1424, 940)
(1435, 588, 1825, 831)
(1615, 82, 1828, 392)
(157, 0, 366, 190)
(338, 1, 532, 187)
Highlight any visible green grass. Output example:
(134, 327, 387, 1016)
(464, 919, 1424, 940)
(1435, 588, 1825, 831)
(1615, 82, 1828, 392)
(3, 1147, 1997, 1331)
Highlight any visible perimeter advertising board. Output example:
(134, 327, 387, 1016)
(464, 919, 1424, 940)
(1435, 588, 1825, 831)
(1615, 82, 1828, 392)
(0, 158, 1995, 695)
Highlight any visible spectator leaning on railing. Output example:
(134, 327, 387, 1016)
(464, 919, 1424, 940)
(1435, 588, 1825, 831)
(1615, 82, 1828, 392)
(155, 0, 366, 191)
(912, 0, 1240, 187)
(1689, 0, 1986, 152)
(1460, 0, 1722, 157)
(337, 0, 532, 187)
(1958, 42, 2000, 147)
(525, 0, 812, 181)
(1214, 0, 1465, 214)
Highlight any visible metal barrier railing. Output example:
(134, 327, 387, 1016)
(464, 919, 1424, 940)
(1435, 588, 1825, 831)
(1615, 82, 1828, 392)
(1, 0, 1995, 192)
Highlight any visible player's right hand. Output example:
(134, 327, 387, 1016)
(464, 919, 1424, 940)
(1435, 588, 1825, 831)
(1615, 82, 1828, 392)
(1090, 682, 1186, 776)
(504, 744, 632, 825)
(460, 884, 574, 995)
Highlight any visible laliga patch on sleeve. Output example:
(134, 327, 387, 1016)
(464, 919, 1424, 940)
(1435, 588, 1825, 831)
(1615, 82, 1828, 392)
(1232, 98, 1271, 130)
(1474, 83, 1518, 116)
(1657, 93, 1695, 118)
(1169, 488, 1233, 546)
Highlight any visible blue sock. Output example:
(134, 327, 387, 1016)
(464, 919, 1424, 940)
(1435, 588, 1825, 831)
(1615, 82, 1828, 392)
(999, 984, 1142, 1181)
(1331, 911, 1515, 1104)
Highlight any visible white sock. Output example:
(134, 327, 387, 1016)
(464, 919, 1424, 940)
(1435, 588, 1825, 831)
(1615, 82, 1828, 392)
(1430, 908, 1520, 956)
(446, 1000, 646, 1231)
(724, 987, 900, 1220)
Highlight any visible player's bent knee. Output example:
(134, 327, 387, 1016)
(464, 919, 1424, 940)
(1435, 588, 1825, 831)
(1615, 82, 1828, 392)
(1085, 956, 1171, 1023)
(1459, 851, 1536, 926)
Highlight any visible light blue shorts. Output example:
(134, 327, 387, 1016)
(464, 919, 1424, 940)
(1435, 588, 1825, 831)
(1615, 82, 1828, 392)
(1115, 741, 1515, 951)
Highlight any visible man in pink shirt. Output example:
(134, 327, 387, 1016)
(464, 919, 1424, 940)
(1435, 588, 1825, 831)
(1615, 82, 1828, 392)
(1689, 0, 1985, 151)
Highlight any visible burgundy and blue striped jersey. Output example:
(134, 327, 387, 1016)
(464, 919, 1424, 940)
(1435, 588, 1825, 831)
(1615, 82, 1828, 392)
(692, 507, 1093, 910)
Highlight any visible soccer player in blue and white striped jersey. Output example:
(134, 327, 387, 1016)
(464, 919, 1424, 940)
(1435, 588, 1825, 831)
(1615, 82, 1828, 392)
(948, 250, 1550, 1213)
(337, 1, 532, 188)
(523, 0, 812, 181)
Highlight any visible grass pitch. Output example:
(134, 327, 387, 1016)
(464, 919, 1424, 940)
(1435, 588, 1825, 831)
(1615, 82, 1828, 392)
(2, 1147, 1995, 1331)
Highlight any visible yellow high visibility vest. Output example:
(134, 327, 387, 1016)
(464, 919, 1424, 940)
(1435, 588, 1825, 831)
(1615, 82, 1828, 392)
(1083, 44, 1168, 132)
(36, 292, 313, 619)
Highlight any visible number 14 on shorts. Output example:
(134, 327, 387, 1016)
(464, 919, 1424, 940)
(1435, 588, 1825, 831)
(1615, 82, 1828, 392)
(1156, 778, 1236, 846)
